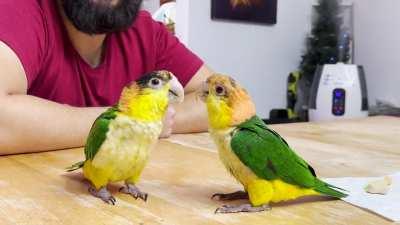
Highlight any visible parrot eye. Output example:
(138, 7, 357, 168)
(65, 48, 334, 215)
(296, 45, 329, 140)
(215, 85, 226, 96)
(149, 78, 162, 89)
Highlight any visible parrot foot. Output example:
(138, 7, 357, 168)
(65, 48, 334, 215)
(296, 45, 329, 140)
(211, 191, 248, 201)
(214, 204, 271, 214)
(119, 184, 148, 202)
(88, 186, 116, 205)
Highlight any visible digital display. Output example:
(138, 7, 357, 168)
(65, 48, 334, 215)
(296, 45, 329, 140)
(332, 88, 346, 116)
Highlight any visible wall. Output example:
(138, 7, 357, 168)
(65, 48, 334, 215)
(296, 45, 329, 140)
(175, 0, 189, 45)
(142, 0, 159, 13)
(353, 0, 400, 106)
(176, 0, 313, 117)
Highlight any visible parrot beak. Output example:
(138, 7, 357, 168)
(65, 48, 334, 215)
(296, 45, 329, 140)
(198, 81, 209, 102)
(168, 75, 184, 103)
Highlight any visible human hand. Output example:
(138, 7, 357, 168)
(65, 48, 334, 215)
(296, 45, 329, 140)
(159, 105, 176, 138)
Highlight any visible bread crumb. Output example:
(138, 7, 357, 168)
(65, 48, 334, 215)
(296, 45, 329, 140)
(364, 176, 392, 195)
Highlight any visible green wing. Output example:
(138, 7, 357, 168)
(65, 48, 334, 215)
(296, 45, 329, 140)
(230, 116, 317, 188)
(84, 107, 118, 161)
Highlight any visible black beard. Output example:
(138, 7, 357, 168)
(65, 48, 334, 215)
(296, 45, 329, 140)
(62, 0, 143, 35)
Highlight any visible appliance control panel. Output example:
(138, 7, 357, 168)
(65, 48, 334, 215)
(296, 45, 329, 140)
(332, 88, 346, 116)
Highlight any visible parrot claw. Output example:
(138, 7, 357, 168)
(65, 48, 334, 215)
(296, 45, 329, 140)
(119, 184, 148, 202)
(211, 191, 248, 201)
(88, 186, 116, 205)
(107, 196, 117, 205)
(214, 204, 271, 214)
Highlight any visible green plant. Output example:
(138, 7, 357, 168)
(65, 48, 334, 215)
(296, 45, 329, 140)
(295, 0, 347, 120)
(300, 0, 342, 85)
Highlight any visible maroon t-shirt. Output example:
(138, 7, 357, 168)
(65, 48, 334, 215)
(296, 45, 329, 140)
(0, 1, 203, 106)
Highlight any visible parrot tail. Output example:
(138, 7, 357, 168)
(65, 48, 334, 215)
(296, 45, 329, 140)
(314, 179, 348, 198)
(65, 161, 85, 172)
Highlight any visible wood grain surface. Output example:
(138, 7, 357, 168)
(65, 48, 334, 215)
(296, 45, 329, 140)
(0, 116, 399, 225)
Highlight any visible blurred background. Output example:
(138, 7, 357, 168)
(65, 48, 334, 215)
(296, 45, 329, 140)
(142, 0, 400, 123)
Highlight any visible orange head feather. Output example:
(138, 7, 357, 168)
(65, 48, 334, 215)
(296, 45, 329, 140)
(200, 74, 256, 129)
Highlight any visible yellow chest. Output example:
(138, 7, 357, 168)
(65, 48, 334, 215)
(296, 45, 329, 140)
(210, 128, 318, 205)
(89, 116, 162, 182)
(210, 128, 258, 189)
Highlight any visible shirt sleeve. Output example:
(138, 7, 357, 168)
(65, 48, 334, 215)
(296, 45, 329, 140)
(0, 1, 46, 89)
(153, 17, 204, 87)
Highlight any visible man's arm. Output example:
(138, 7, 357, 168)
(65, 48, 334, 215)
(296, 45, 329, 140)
(0, 42, 105, 155)
(172, 65, 213, 134)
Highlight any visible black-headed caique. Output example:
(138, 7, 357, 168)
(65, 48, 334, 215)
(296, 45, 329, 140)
(67, 71, 184, 205)
(200, 74, 347, 213)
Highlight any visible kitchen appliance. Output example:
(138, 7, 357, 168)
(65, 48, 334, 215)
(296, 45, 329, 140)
(308, 63, 369, 121)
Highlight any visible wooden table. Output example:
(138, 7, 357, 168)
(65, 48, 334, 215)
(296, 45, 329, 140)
(0, 116, 399, 225)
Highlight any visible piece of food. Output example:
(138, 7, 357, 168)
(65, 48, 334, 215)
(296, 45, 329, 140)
(364, 176, 392, 195)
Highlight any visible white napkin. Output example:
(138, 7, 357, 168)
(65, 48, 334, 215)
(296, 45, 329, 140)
(324, 172, 400, 221)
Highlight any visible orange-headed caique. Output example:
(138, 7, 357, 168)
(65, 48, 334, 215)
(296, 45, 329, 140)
(201, 74, 347, 213)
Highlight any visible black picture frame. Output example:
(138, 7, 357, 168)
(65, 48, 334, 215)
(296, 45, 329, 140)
(211, 0, 277, 25)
